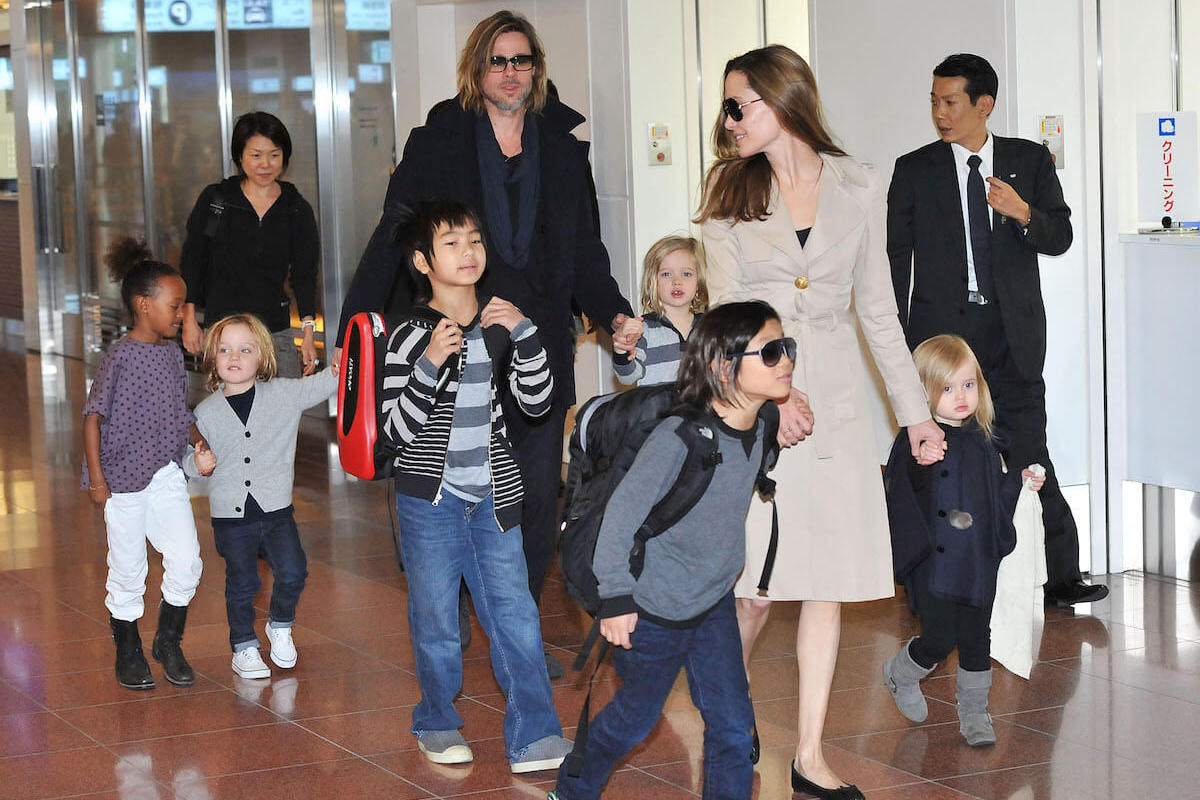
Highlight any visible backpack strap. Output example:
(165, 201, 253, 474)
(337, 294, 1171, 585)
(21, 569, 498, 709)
(627, 418, 720, 580)
(204, 187, 226, 239)
(754, 403, 781, 595)
(565, 619, 610, 778)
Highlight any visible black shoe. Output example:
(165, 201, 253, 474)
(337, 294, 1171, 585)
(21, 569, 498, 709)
(110, 617, 155, 690)
(151, 601, 195, 686)
(544, 650, 565, 680)
(750, 727, 760, 764)
(790, 761, 864, 800)
(1045, 580, 1109, 608)
(458, 584, 472, 652)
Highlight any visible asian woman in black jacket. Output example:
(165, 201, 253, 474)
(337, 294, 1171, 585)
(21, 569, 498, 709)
(180, 111, 319, 377)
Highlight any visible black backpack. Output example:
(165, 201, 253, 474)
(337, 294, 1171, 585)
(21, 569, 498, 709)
(559, 383, 780, 777)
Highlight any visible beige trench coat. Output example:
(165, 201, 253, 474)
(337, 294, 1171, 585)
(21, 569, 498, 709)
(703, 154, 930, 602)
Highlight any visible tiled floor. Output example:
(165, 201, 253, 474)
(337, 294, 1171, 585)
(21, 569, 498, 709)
(2, 345, 1199, 799)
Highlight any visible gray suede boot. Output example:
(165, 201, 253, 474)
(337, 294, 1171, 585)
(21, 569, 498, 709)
(882, 638, 936, 722)
(956, 667, 996, 746)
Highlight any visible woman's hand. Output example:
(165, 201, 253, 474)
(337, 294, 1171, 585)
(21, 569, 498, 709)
(600, 613, 638, 649)
(181, 304, 203, 354)
(480, 297, 526, 332)
(777, 388, 815, 447)
(423, 318, 463, 368)
(908, 418, 946, 465)
(300, 325, 318, 376)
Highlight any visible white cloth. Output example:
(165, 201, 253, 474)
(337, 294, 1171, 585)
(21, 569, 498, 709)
(989, 465, 1047, 679)
(104, 461, 202, 620)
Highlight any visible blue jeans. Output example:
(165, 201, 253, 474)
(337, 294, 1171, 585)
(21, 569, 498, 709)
(212, 511, 308, 651)
(395, 491, 560, 757)
(555, 593, 753, 800)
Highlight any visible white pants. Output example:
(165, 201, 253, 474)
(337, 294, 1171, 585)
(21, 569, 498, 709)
(104, 462, 203, 621)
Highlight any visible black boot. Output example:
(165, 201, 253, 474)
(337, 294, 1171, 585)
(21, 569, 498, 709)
(151, 601, 195, 686)
(110, 617, 155, 690)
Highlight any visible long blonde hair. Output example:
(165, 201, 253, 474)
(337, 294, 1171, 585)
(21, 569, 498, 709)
(912, 335, 995, 437)
(201, 314, 278, 393)
(639, 236, 708, 316)
(456, 10, 548, 115)
(696, 45, 846, 224)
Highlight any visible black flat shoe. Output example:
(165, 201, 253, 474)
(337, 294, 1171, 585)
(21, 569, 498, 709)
(1045, 580, 1109, 608)
(790, 761, 865, 800)
(750, 727, 760, 764)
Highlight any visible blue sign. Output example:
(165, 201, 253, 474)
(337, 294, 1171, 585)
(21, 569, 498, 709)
(1159, 117, 1177, 136)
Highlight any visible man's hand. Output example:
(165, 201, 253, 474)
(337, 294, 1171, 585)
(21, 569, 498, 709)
(194, 440, 217, 476)
(480, 297, 526, 332)
(611, 313, 643, 355)
(985, 176, 1032, 226)
(777, 388, 815, 447)
(424, 318, 463, 368)
(908, 418, 946, 465)
(600, 612, 638, 650)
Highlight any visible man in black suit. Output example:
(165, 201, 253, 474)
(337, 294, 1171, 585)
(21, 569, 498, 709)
(887, 53, 1107, 607)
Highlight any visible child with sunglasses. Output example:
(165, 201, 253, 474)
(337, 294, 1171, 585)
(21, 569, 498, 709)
(551, 301, 793, 800)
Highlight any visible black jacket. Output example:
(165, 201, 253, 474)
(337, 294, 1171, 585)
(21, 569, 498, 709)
(884, 423, 1020, 608)
(886, 137, 1072, 380)
(336, 96, 633, 405)
(179, 177, 320, 333)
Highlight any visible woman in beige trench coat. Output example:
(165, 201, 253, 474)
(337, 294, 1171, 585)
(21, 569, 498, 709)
(697, 46, 944, 799)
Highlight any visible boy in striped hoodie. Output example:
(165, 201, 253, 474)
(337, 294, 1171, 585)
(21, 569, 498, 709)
(380, 199, 570, 774)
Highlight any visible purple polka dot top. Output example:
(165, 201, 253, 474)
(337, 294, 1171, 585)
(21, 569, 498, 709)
(80, 336, 195, 493)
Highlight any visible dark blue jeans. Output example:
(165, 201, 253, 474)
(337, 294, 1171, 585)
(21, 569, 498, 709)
(555, 592, 753, 800)
(212, 512, 308, 651)
(395, 491, 560, 758)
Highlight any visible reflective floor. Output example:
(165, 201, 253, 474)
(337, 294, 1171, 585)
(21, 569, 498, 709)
(2, 344, 1199, 799)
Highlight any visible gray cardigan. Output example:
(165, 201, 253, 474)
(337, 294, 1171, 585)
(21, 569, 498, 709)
(185, 369, 337, 518)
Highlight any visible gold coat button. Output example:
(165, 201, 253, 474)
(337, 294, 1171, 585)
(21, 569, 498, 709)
(794, 276, 810, 290)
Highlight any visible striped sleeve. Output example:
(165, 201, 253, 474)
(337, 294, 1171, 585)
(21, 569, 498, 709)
(507, 320, 554, 418)
(381, 324, 441, 445)
(612, 334, 647, 385)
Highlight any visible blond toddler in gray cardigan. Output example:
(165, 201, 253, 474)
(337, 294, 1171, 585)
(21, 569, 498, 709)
(185, 313, 337, 679)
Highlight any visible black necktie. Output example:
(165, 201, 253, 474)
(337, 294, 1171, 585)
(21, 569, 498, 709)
(967, 154, 995, 300)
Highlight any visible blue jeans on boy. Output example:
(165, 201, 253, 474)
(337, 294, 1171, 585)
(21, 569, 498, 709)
(212, 511, 308, 651)
(554, 592, 753, 800)
(395, 491, 561, 758)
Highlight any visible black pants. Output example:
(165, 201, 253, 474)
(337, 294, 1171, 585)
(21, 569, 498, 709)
(961, 303, 1082, 588)
(504, 398, 568, 604)
(907, 561, 993, 672)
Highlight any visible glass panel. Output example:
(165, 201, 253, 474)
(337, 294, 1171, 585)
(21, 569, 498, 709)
(342, 3, 394, 268)
(48, 2, 79, 305)
(78, 0, 146, 309)
(226, 2, 318, 213)
(144, 0, 223, 267)
(225, 0, 319, 333)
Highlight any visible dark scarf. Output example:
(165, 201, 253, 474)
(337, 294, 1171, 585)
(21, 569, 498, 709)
(476, 111, 540, 270)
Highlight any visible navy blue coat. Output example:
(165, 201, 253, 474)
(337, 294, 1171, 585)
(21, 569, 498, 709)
(884, 422, 1020, 608)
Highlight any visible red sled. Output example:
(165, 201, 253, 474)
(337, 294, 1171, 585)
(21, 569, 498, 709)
(337, 312, 397, 480)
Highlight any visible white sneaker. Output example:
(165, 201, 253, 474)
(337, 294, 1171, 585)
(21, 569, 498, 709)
(265, 623, 297, 668)
(232, 647, 271, 679)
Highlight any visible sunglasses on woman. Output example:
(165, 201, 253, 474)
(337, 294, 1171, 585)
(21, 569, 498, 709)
(727, 337, 797, 367)
(722, 96, 764, 122)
